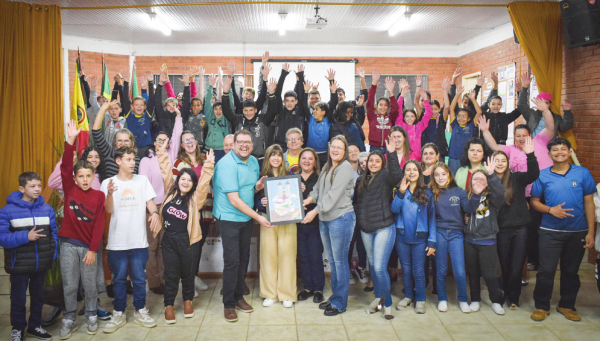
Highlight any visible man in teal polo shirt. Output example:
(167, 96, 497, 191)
(213, 129, 271, 323)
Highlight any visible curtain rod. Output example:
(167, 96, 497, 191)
(61, 1, 508, 10)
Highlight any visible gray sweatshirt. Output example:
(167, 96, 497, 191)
(309, 160, 355, 222)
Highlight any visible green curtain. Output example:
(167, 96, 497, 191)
(0, 1, 63, 203)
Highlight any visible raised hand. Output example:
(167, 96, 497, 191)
(102, 99, 117, 112)
(303, 81, 313, 93)
(515, 76, 522, 92)
(262, 51, 270, 65)
(476, 74, 484, 87)
(398, 78, 408, 91)
(114, 73, 123, 86)
(401, 83, 410, 97)
(107, 179, 118, 195)
(123, 71, 131, 83)
(88, 74, 98, 89)
(549, 203, 574, 219)
(237, 76, 245, 88)
(208, 74, 218, 87)
(490, 71, 498, 85)
(415, 75, 423, 87)
(325, 68, 336, 81)
(198, 65, 205, 76)
(297, 64, 305, 73)
(384, 76, 396, 94)
(261, 62, 272, 79)
(478, 116, 490, 132)
(419, 87, 428, 99)
(456, 84, 465, 95)
(28, 226, 46, 241)
(311, 82, 320, 91)
(206, 149, 215, 163)
(385, 136, 396, 153)
(159, 70, 168, 85)
(399, 177, 410, 193)
(521, 70, 532, 88)
(452, 68, 463, 84)
(140, 76, 148, 90)
(532, 97, 549, 112)
(227, 60, 236, 76)
(282, 63, 290, 72)
(483, 156, 497, 175)
(472, 177, 486, 195)
(357, 67, 365, 79)
(66, 119, 81, 144)
(561, 97, 572, 111)
(179, 69, 190, 85)
(267, 77, 277, 94)
(523, 135, 535, 154)
(467, 89, 477, 100)
(330, 80, 339, 94)
(371, 67, 381, 86)
(356, 94, 365, 106)
(145, 71, 154, 83)
(222, 75, 233, 93)
(441, 77, 450, 92)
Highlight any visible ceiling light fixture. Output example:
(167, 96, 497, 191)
(279, 12, 288, 36)
(148, 12, 172, 36)
(388, 7, 412, 37)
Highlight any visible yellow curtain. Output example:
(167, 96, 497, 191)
(508, 1, 577, 150)
(0, 1, 63, 204)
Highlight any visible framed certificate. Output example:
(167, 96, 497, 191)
(263, 174, 305, 225)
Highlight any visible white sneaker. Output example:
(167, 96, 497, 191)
(491, 303, 505, 315)
(438, 301, 448, 312)
(470, 302, 480, 312)
(194, 289, 199, 298)
(415, 301, 426, 314)
(262, 298, 279, 307)
(349, 276, 356, 285)
(282, 300, 293, 308)
(86, 315, 98, 335)
(134, 307, 157, 328)
(459, 301, 472, 313)
(396, 297, 412, 310)
(354, 266, 368, 284)
(59, 318, 78, 339)
(195, 277, 209, 291)
(103, 311, 126, 334)
(366, 298, 381, 314)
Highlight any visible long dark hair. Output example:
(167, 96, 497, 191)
(165, 168, 199, 207)
(324, 135, 349, 184)
(492, 151, 513, 204)
(358, 150, 385, 193)
(405, 160, 429, 205)
(334, 101, 354, 124)
(177, 131, 204, 167)
(460, 137, 485, 168)
(81, 146, 106, 181)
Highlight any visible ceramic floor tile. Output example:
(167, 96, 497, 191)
(444, 324, 505, 341)
(144, 326, 200, 341)
(249, 304, 296, 325)
(201, 300, 251, 326)
(297, 324, 348, 341)
(340, 307, 392, 325)
(247, 325, 298, 341)
(344, 323, 399, 341)
(479, 305, 540, 325)
(94, 325, 151, 340)
(393, 324, 453, 341)
(544, 319, 600, 341)
(0, 276, 10, 295)
(432, 306, 492, 326)
(294, 305, 343, 325)
(196, 325, 249, 341)
(495, 324, 560, 341)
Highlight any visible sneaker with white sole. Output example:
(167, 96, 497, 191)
(27, 326, 52, 340)
(396, 297, 412, 310)
(11, 329, 23, 341)
(86, 315, 98, 335)
(263, 298, 279, 307)
(366, 298, 381, 314)
(353, 266, 368, 284)
(103, 310, 126, 333)
(134, 307, 157, 328)
(491, 303, 505, 315)
(283, 300, 293, 308)
(438, 301, 448, 312)
(59, 319, 78, 340)
(415, 301, 426, 314)
(459, 301, 472, 313)
(195, 277, 209, 291)
(470, 302, 480, 312)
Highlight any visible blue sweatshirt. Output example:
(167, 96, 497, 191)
(435, 187, 481, 230)
(306, 116, 331, 152)
(391, 188, 436, 248)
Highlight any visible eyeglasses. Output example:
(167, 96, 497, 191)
(182, 137, 196, 144)
(156, 138, 168, 143)
(287, 137, 302, 142)
(457, 114, 468, 119)
(236, 141, 252, 146)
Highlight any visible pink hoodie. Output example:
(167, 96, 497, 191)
(395, 97, 433, 162)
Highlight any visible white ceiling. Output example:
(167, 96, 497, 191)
(30, 0, 549, 45)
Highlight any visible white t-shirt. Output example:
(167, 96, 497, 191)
(101, 175, 156, 250)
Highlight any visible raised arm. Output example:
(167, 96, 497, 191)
(275, 64, 290, 99)
(449, 85, 463, 123)
(532, 97, 555, 138)
(220, 76, 237, 125)
(558, 97, 575, 132)
(414, 75, 423, 114)
(441, 77, 451, 122)
(197, 66, 205, 100)
(478, 116, 503, 152)
(193, 150, 215, 209)
(385, 77, 400, 123)
(263, 77, 280, 126)
(468, 89, 482, 126)
(416, 88, 433, 131)
(517, 71, 536, 123)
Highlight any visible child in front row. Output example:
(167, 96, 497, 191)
(0, 172, 57, 341)
(58, 121, 107, 339)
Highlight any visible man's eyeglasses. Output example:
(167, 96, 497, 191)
(236, 141, 252, 146)
(182, 137, 196, 144)
(287, 137, 302, 142)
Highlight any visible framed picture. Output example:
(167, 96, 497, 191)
(264, 174, 305, 225)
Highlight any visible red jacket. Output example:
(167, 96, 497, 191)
(366, 84, 399, 148)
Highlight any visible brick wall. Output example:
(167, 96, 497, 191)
(68, 50, 130, 102)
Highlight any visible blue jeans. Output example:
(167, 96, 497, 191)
(10, 271, 45, 331)
(361, 224, 396, 307)
(320, 212, 355, 311)
(435, 229, 468, 302)
(297, 223, 325, 292)
(448, 157, 461, 176)
(396, 238, 427, 302)
(108, 248, 149, 312)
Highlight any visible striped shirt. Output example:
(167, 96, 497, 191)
(92, 129, 140, 179)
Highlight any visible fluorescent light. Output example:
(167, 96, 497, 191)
(148, 12, 172, 36)
(279, 12, 287, 36)
(388, 13, 413, 36)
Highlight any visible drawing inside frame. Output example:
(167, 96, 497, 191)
(264, 174, 305, 225)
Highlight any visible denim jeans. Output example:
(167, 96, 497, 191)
(497, 227, 528, 305)
(448, 157, 461, 176)
(107, 248, 149, 312)
(361, 224, 396, 307)
(10, 271, 45, 331)
(320, 212, 355, 311)
(297, 223, 325, 292)
(435, 229, 468, 302)
(396, 238, 427, 302)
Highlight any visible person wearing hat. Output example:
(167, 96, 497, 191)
(518, 71, 574, 138)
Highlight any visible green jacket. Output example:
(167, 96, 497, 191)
(204, 85, 233, 150)
(455, 164, 485, 190)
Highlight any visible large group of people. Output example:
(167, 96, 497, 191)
(1, 51, 598, 341)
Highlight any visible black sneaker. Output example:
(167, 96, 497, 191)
(11, 329, 23, 341)
(106, 284, 114, 298)
(319, 301, 331, 310)
(126, 281, 133, 295)
(324, 306, 345, 316)
(364, 285, 374, 292)
(313, 291, 324, 303)
(26, 326, 52, 340)
(297, 290, 314, 301)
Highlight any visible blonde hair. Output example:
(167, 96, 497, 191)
(112, 128, 137, 148)
(163, 97, 178, 107)
(132, 96, 146, 105)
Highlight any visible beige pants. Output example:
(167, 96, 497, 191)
(259, 220, 298, 302)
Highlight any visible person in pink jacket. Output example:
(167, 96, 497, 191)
(395, 87, 433, 162)
(138, 112, 183, 295)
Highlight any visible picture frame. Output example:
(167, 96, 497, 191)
(263, 174, 305, 225)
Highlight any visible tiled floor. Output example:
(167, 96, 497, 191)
(0, 266, 599, 340)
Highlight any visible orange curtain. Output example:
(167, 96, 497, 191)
(0, 1, 63, 204)
(508, 1, 577, 150)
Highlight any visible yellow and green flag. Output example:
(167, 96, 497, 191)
(101, 54, 111, 101)
(72, 58, 90, 155)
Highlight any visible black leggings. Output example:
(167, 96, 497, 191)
(497, 227, 528, 305)
(464, 241, 503, 304)
(162, 233, 200, 306)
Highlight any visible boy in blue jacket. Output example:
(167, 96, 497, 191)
(0, 172, 57, 341)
